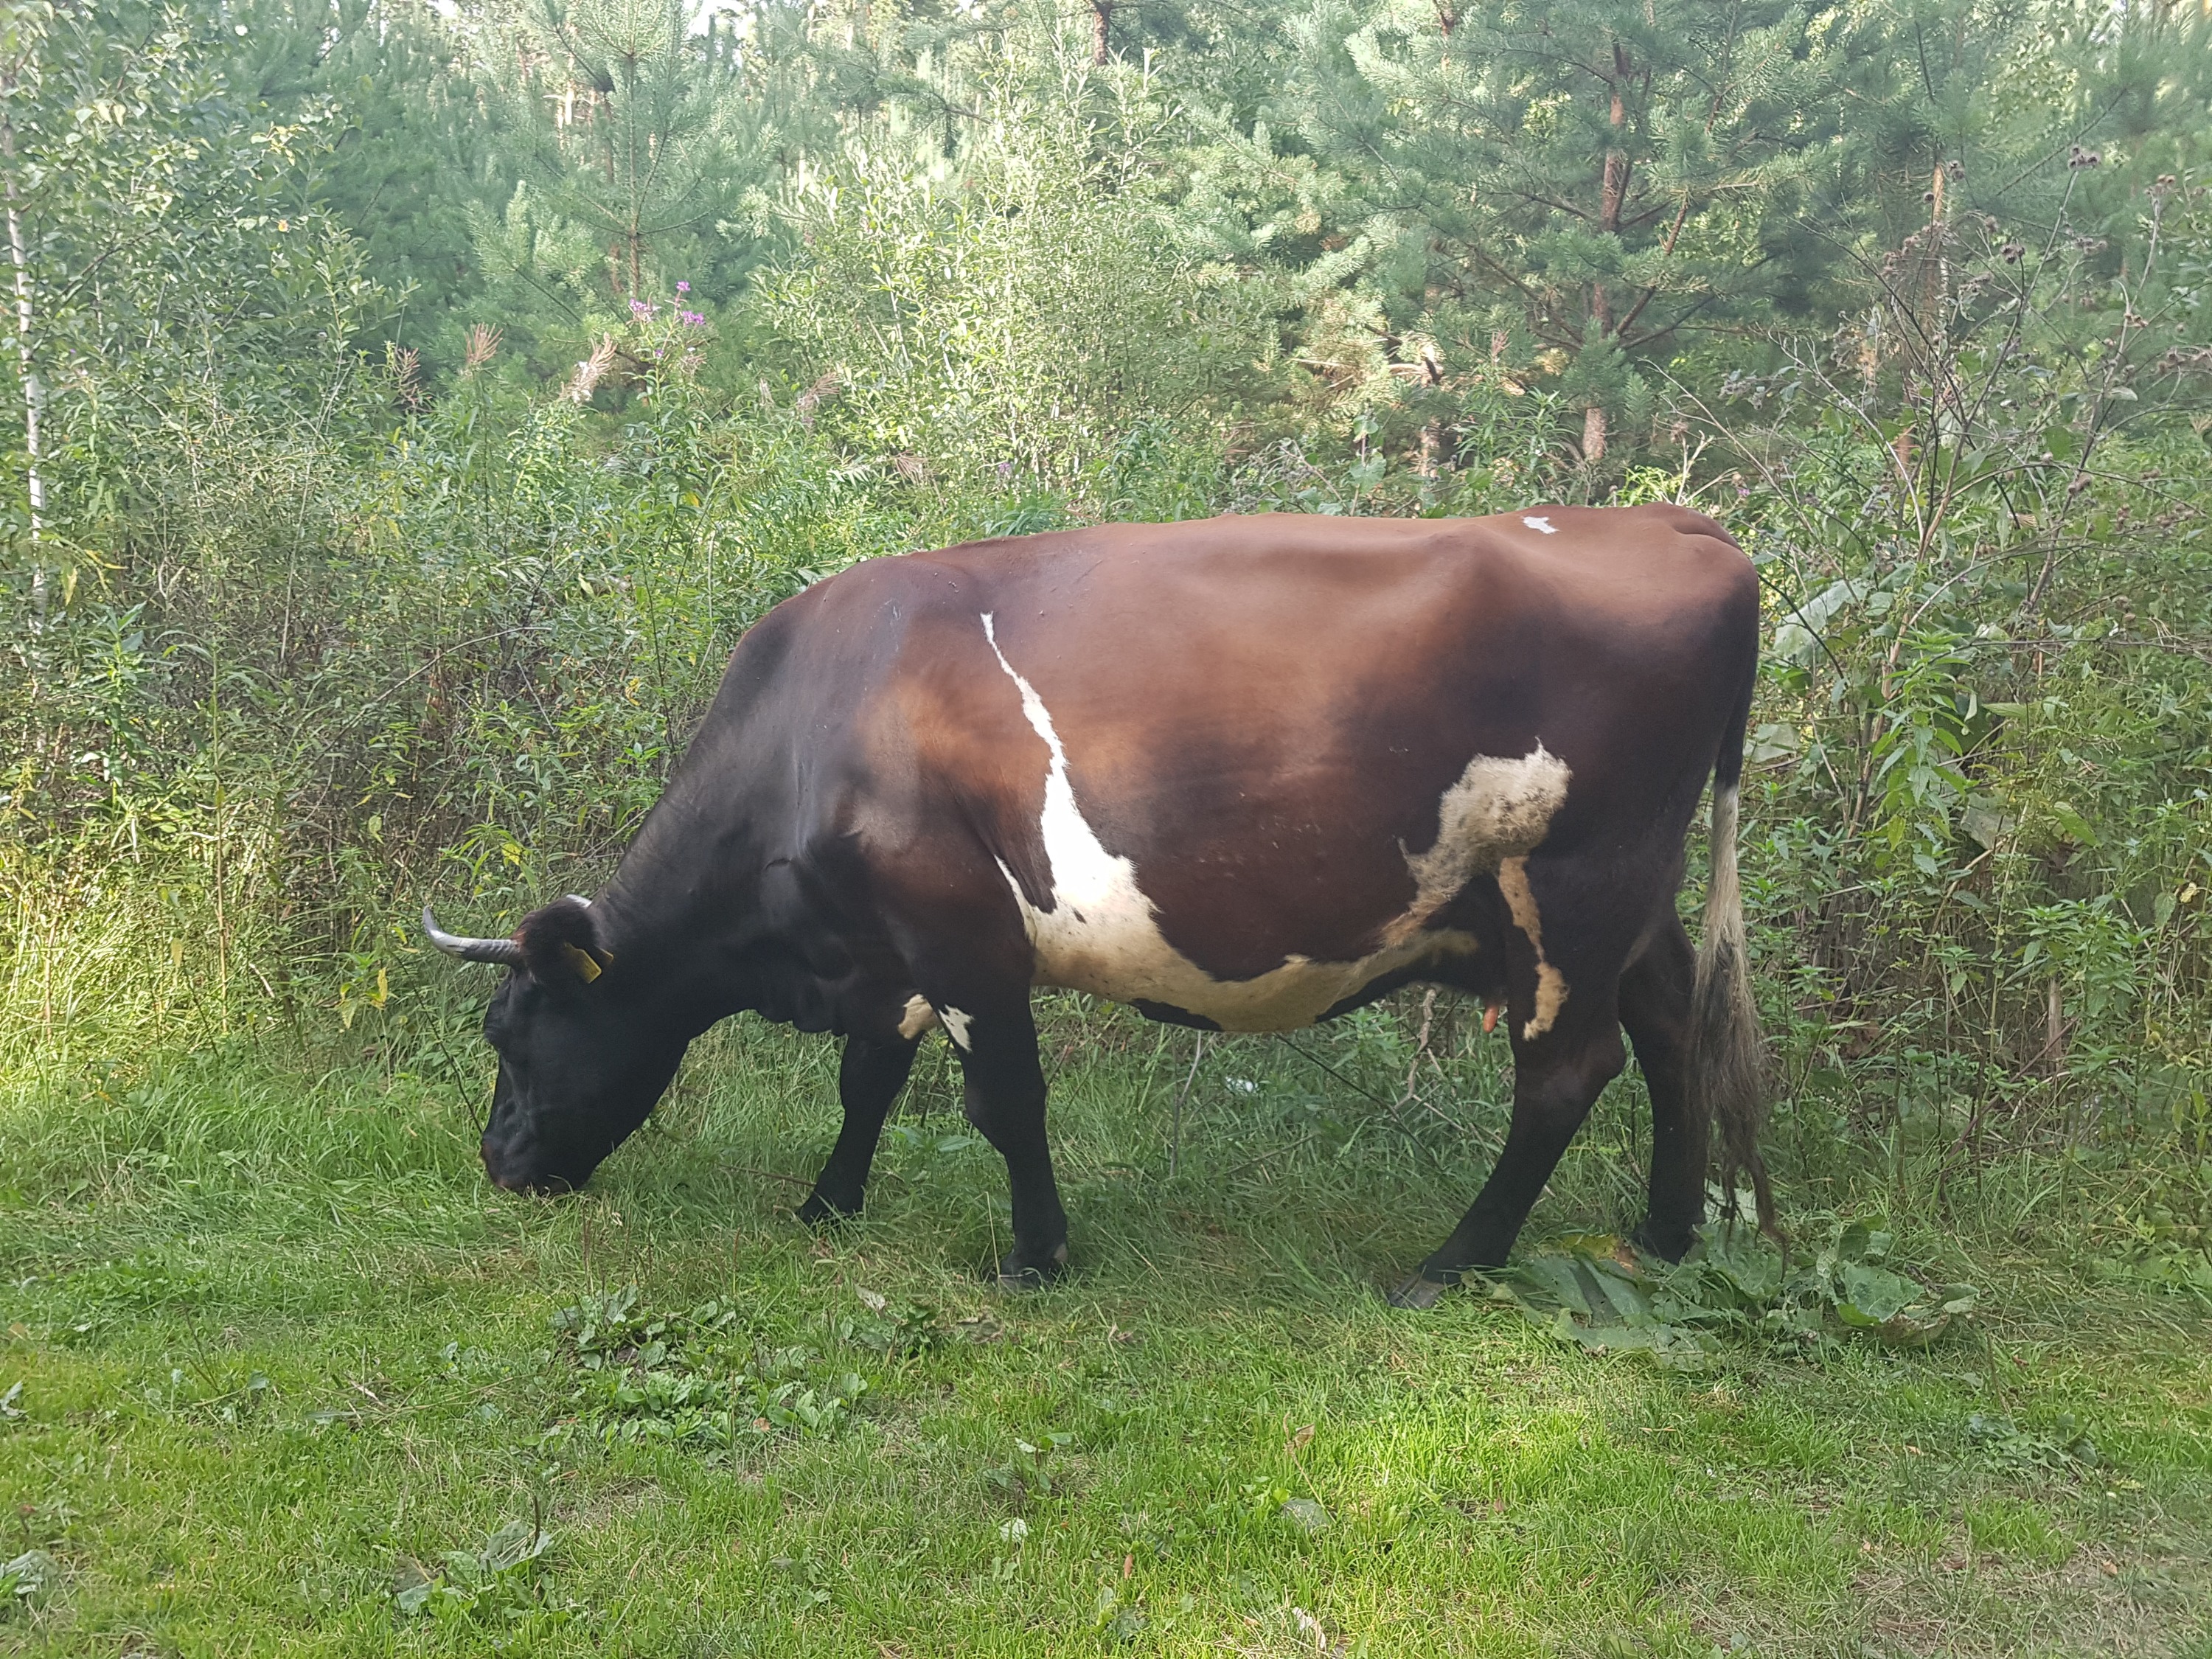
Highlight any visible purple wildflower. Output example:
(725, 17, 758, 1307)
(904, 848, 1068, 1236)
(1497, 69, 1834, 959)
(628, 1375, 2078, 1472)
(675, 280, 690, 293)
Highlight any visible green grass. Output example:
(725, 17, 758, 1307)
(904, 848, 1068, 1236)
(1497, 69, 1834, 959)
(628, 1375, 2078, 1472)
(2, 1003, 2209, 1655)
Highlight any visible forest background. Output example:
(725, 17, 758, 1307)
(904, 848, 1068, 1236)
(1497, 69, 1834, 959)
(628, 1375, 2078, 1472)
(1, 0, 2211, 1644)
(6, 0, 2208, 1227)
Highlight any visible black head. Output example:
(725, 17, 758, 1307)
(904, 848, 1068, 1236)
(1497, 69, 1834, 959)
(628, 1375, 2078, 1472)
(428, 897, 688, 1193)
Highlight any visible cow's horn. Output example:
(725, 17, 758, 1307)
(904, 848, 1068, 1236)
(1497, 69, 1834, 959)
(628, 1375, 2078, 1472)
(422, 905, 525, 967)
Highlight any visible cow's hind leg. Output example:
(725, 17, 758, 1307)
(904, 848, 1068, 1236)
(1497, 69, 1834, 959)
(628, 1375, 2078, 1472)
(1619, 917, 1706, 1262)
(945, 1001, 1070, 1290)
(1389, 1017, 1626, 1309)
(799, 1034, 921, 1228)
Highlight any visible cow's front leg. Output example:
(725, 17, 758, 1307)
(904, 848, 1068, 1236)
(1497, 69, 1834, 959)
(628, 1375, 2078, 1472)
(799, 1033, 920, 1227)
(946, 1001, 1068, 1289)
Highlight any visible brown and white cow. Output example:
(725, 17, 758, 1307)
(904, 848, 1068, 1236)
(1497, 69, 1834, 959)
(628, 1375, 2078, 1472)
(426, 505, 1773, 1304)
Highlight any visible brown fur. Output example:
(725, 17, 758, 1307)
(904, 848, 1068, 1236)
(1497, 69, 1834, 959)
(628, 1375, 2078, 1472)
(454, 506, 1773, 1283)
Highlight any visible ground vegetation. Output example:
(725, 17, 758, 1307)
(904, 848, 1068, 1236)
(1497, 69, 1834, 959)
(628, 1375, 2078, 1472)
(1, 0, 2209, 1647)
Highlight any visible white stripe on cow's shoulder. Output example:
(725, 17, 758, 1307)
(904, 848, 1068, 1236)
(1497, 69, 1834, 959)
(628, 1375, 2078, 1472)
(937, 1006, 975, 1051)
(897, 993, 939, 1040)
(1522, 515, 1557, 534)
(978, 613, 1573, 1033)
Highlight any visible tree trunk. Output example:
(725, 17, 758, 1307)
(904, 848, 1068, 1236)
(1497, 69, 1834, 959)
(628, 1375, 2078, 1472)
(1091, 0, 1111, 65)
(1, 76, 43, 637)
(1582, 46, 1628, 468)
(1600, 76, 1626, 234)
(1585, 278, 1612, 462)
(1415, 344, 1444, 476)
(2041, 976, 2067, 1074)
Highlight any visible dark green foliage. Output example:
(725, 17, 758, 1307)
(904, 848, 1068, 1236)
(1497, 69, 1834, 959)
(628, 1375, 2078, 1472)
(1218, 0, 1891, 459)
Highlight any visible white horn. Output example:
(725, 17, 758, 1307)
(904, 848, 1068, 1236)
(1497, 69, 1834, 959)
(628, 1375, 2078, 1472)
(422, 905, 525, 967)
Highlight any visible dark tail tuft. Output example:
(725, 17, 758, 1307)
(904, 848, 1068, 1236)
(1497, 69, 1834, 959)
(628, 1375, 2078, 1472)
(1689, 734, 1778, 1242)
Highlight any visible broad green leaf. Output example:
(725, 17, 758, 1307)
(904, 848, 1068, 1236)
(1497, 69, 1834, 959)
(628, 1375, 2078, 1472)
(2049, 801, 2100, 846)
(1836, 1262, 1921, 1324)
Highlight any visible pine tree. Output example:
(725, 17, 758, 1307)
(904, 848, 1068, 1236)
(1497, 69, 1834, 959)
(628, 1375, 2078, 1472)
(1234, 0, 1898, 464)
(462, 0, 808, 373)
(232, 0, 501, 370)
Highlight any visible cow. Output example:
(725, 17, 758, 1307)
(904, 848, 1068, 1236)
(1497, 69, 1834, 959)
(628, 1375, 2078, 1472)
(425, 505, 1773, 1306)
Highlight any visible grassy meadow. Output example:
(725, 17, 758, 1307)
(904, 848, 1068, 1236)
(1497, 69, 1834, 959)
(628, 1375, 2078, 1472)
(6, 7, 2212, 1648)
(3, 999, 2208, 1656)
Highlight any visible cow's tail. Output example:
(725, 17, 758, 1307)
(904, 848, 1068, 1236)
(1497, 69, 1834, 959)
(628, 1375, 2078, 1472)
(1688, 672, 1778, 1242)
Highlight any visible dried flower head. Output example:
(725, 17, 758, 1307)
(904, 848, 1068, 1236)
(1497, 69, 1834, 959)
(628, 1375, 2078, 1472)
(388, 344, 422, 409)
(566, 335, 616, 404)
(462, 323, 501, 380)
(795, 371, 841, 425)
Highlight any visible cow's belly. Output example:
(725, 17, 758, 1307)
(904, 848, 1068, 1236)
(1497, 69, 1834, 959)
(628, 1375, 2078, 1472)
(1026, 919, 1478, 1032)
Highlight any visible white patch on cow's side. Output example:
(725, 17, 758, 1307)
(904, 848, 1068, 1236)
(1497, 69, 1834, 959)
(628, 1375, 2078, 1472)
(897, 994, 939, 1040)
(1522, 515, 1557, 535)
(978, 615, 1573, 1032)
(1388, 744, 1571, 946)
(937, 1006, 975, 1051)
(1496, 855, 1568, 1039)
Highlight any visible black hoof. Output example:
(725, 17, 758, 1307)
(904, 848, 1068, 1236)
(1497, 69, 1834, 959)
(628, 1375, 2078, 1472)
(796, 1189, 859, 1231)
(1386, 1271, 1457, 1310)
(992, 1245, 1067, 1293)
(1630, 1222, 1694, 1265)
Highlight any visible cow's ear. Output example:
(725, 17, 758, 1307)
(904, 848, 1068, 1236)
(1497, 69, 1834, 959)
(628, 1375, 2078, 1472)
(515, 897, 610, 987)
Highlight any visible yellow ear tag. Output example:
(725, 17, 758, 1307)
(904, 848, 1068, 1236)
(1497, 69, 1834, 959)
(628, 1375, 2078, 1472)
(561, 942, 603, 984)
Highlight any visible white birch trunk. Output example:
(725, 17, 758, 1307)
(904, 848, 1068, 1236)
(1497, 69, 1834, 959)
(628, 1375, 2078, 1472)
(1, 77, 41, 636)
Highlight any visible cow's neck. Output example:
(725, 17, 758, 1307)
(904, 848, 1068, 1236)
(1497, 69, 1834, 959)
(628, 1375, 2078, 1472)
(594, 767, 780, 1032)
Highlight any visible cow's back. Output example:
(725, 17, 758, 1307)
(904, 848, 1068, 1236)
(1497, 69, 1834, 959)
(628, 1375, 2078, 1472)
(729, 507, 1755, 1029)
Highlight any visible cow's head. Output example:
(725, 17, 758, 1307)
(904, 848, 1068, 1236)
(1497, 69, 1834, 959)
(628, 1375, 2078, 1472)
(424, 897, 685, 1193)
